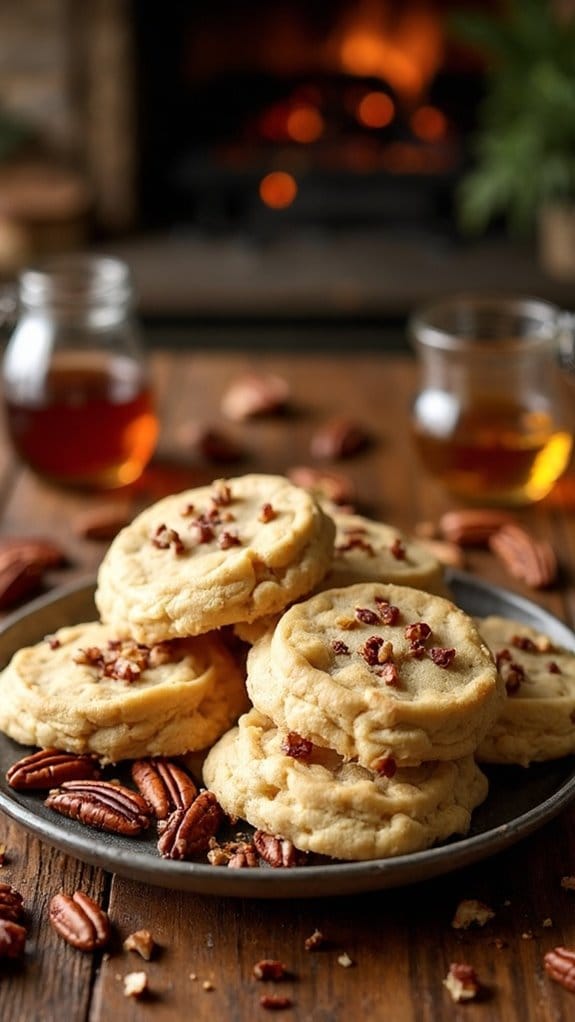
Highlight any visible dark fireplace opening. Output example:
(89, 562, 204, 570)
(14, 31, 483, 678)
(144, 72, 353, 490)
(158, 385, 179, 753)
(133, 0, 495, 237)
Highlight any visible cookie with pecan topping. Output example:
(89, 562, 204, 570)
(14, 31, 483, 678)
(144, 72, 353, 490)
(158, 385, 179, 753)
(246, 582, 503, 767)
(203, 708, 488, 861)
(0, 621, 248, 762)
(95, 474, 335, 643)
(476, 615, 575, 766)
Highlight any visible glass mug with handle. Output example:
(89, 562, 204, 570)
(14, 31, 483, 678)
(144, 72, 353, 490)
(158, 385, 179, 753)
(409, 295, 574, 506)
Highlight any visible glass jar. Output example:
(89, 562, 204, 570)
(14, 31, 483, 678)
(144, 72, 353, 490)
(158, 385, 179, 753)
(409, 295, 573, 506)
(1, 255, 158, 489)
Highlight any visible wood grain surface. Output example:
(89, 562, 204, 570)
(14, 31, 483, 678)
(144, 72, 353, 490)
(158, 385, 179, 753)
(1, 352, 575, 1021)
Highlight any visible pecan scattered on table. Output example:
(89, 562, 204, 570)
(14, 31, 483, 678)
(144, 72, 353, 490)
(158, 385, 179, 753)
(544, 946, 575, 992)
(49, 890, 111, 951)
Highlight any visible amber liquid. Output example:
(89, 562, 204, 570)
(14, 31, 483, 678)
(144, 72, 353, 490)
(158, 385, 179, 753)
(412, 397, 572, 505)
(4, 357, 159, 488)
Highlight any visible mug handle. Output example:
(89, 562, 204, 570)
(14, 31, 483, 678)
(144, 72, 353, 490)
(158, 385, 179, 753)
(0, 284, 17, 333)
(558, 310, 575, 370)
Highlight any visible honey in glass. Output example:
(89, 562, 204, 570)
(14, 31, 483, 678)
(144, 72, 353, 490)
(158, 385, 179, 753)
(409, 297, 573, 506)
(2, 256, 158, 489)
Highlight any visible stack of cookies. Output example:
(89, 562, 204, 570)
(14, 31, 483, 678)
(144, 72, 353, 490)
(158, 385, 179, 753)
(204, 580, 503, 861)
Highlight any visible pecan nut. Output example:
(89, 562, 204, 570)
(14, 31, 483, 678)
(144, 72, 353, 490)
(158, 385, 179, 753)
(157, 790, 223, 859)
(253, 831, 308, 868)
(45, 780, 151, 835)
(221, 372, 290, 421)
(0, 558, 44, 610)
(489, 523, 557, 589)
(131, 758, 198, 820)
(310, 417, 369, 460)
(0, 919, 27, 958)
(287, 465, 356, 507)
(439, 509, 514, 546)
(544, 946, 575, 992)
(72, 506, 133, 540)
(0, 882, 25, 923)
(0, 537, 65, 570)
(415, 537, 466, 570)
(49, 891, 111, 951)
(6, 748, 101, 790)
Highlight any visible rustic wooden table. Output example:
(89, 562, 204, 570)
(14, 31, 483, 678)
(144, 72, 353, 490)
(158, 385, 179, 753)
(1, 351, 575, 1021)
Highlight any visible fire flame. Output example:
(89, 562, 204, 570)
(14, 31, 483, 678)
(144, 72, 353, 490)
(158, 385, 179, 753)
(327, 0, 443, 100)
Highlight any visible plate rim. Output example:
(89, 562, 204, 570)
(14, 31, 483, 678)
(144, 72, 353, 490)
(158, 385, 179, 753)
(0, 570, 574, 898)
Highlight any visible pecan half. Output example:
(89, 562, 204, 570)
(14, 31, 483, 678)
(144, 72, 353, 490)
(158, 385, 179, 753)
(287, 465, 356, 506)
(157, 790, 223, 859)
(6, 748, 100, 790)
(253, 831, 308, 868)
(0, 537, 65, 570)
(0, 919, 27, 958)
(221, 372, 290, 421)
(544, 946, 575, 992)
(310, 417, 369, 460)
(0, 882, 24, 923)
(131, 758, 198, 820)
(440, 508, 514, 546)
(489, 523, 557, 589)
(260, 994, 293, 1011)
(45, 780, 151, 836)
(49, 891, 111, 951)
(0, 558, 44, 610)
(253, 959, 288, 981)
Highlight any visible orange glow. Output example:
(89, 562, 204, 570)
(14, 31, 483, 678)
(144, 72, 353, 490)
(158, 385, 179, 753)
(328, 0, 443, 99)
(286, 106, 324, 143)
(259, 171, 298, 209)
(357, 91, 394, 128)
(411, 105, 448, 142)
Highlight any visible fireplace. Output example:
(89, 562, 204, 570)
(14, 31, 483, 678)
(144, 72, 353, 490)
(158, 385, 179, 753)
(132, 0, 494, 235)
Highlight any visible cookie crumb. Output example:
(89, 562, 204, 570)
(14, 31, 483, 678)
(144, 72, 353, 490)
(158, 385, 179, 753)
(123, 972, 148, 999)
(337, 952, 354, 968)
(561, 876, 575, 890)
(521, 930, 534, 940)
(304, 929, 326, 951)
(443, 963, 481, 1003)
(451, 899, 495, 930)
(543, 918, 553, 928)
(203, 980, 215, 991)
(123, 929, 155, 960)
(189, 973, 197, 981)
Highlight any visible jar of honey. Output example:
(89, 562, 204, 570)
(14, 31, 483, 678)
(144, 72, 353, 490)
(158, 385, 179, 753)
(409, 295, 574, 506)
(1, 255, 158, 489)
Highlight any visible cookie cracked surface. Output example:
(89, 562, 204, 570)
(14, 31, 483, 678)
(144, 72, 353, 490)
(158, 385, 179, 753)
(95, 474, 335, 642)
(246, 582, 502, 767)
(203, 709, 489, 861)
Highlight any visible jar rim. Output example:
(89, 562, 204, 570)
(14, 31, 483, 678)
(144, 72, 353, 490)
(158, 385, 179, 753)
(409, 293, 560, 353)
(19, 255, 131, 308)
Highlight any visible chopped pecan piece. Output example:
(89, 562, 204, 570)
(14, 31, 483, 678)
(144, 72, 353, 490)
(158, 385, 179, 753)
(219, 529, 241, 549)
(544, 947, 575, 992)
(304, 929, 326, 951)
(253, 831, 308, 868)
(157, 791, 223, 859)
(131, 758, 198, 820)
(390, 537, 406, 560)
(428, 647, 456, 668)
(405, 622, 432, 644)
(0, 882, 24, 923)
(355, 607, 380, 625)
(498, 657, 525, 694)
(6, 748, 100, 790)
(280, 732, 313, 761)
(0, 919, 27, 959)
(259, 502, 277, 523)
(227, 845, 259, 869)
(375, 598, 400, 625)
(360, 635, 385, 666)
(260, 994, 293, 1011)
(211, 479, 233, 506)
(548, 661, 562, 674)
(377, 663, 400, 687)
(45, 780, 151, 836)
(49, 891, 111, 951)
(511, 634, 537, 652)
(331, 639, 350, 655)
(151, 523, 185, 555)
(443, 963, 481, 1002)
(253, 959, 288, 981)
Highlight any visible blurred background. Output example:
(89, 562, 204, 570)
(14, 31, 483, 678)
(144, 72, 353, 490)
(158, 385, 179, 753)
(0, 0, 574, 349)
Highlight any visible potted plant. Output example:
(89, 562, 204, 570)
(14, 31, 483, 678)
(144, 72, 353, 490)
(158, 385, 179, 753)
(452, 0, 575, 280)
